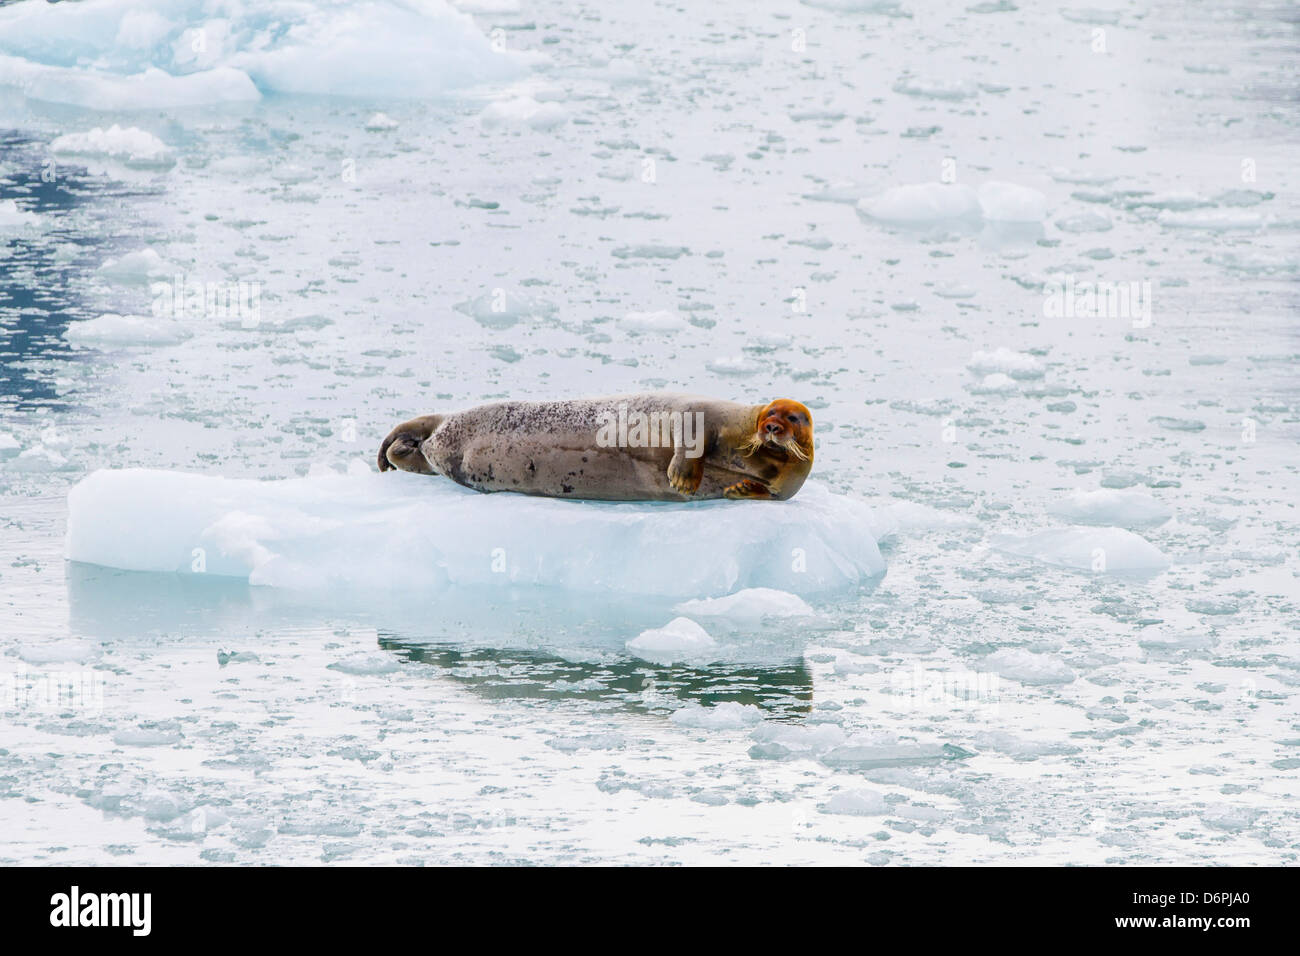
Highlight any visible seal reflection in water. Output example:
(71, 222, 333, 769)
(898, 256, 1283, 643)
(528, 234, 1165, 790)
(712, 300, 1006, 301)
(377, 393, 814, 501)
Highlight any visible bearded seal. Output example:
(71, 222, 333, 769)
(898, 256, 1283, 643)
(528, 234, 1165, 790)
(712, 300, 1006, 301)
(377, 393, 814, 501)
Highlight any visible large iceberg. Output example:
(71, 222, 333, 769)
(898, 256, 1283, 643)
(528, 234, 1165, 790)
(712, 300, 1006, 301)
(0, 0, 528, 108)
(65, 469, 887, 598)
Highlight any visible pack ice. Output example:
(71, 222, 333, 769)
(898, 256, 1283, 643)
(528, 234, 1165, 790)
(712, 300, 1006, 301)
(0, 0, 528, 108)
(64, 469, 887, 598)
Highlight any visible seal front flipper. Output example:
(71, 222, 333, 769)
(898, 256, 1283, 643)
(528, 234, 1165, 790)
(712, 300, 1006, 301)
(667, 447, 704, 495)
(723, 478, 772, 500)
(378, 414, 443, 475)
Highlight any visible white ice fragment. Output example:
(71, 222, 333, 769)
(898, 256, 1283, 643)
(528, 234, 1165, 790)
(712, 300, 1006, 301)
(328, 652, 400, 676)
(96, 248, 167, 282)
(620, 310, 686, 333)
(670, 701, 765, 730)
(50, 124, 173, 166)
(0, 198, 39, 230)
(966, 347, 1043, 379)
(363, 111, 399, 131)
(749, 722, 847, 759)
(820, 789, 889, 815)
(975, 648, 1075, 686)
(17, 640, 99, 664)
(977, 181, 1047, 222)
(706, 355, 762, 376)
(626, 617, 717, 661)
(673, 587, 813, 621)
(480, 96, 568, 131)
(990, 526, 1170, 573)
(968, 372, 1019, 395)
(859, 183, 981, 223)
(64, 313, 190, 347)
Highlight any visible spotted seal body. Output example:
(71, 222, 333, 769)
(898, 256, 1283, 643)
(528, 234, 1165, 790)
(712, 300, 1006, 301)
(377, 393, 814, 501)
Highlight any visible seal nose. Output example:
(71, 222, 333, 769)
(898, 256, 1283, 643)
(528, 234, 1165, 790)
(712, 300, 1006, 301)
(765, 421, 783, 435)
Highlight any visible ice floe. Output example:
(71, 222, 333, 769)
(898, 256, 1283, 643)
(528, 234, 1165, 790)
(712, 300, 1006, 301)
(50, 125, 174, 167)
(0, 0, 529, 108)
(990, 527, 1170, 573)
(626, 617, 718, 661)
(65, 469, 888, 597)
(63, 313, 191, 347)
(673, 588, 814, 622)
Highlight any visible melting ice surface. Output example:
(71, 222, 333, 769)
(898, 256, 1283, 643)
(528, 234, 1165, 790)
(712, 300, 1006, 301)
(65, 469, 886, 596)
(0, 0, 529, 107)
(1, 0, 1299, 865)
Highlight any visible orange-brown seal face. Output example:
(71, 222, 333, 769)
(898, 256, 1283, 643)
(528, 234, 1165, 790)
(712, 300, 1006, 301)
(747, 399, 814, 463)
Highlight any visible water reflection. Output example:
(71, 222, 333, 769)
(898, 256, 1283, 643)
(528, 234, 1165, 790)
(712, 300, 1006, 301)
(66, 561, 820, 719)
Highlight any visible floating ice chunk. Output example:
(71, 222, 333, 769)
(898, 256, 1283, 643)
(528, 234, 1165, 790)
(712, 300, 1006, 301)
(328, 652, 400, 676)
(859, 183, 981, 223)
(968, 372, 1019, 395)
(113, 726, 183, 747)
(65, 470, 886, 597)
(975, 648, 1075, 686)
(706, 355, 762, 376)
(803, 0, 908, 12)
(454, 291, 557, 329)
(50, 125, 173, 167)
(819, 789, 888, 815)
(966, 347, 1044, 379)
(0, 58, 260, 109)
(744, 332, 794, 352)
(96, 248, 168, 283)
(0, 0, 528, 106)
(977, 181, 1047, 222)
(0, 198, 39, 229)
(1158, 209, 1265, 231)
(480, 96, 568, 131)
(1050, 167, 1117, 186)
(17, 640, 99, 664)
(1048, 489, 1172, 529)
(627, 617, 717, 661)
(363, 112, 399, 131)
(64, 313, 190, 347)
(967, 731, 1081, 759)
(674, 588, 814, 621)
(990, 526, 1169, 572)
(822, 733, 967, 769)
(670, 701, 765, 730)
(749, 722, 847, 760)
(1061, 7, 1121, 24)
(1200, 805, 1261, 833)
(1055, 210, 1113, 233)
(11, 444, 74, 472)
(452, 0, 522, 13)
(620, 310, 686, 333)
(0, 432, 19, 457)
(892, 75, 979, 100)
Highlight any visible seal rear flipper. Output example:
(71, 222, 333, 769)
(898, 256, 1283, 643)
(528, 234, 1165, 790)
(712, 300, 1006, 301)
(667, 448, 704, 495)
(723, 478, 773, 500)
(378, 414, 443, 475)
